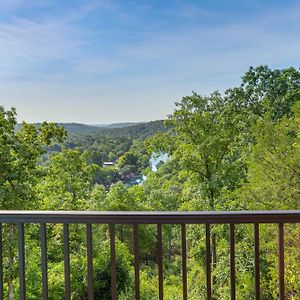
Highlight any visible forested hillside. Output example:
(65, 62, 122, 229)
(1, 66, 300, 299)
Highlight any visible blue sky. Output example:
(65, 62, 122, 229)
(0, 0, 300, 123)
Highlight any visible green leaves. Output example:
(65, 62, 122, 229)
(0, 107, 67, 209)
(38, 149, 99, 210)
(163, 92, 247, 210)
(227, 65, 300, 120)
(234, 101, 300, 210)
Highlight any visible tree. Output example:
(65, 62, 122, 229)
(165, 92, 247, 211)
(85, 148, 103, 166)
(118, 152, 139, 172)
(0, 106, 66, 299)
(93, 241, 133, 300)
(229, 101, 300, 297)
(38, 149, 99, 210)
(233, 101, 300, 210)
(147, 92, 247, 281)
(0, 107, 66, 209)
(226, 65, 300, 120)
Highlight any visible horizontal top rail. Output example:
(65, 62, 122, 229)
(0, 210, 300, 224)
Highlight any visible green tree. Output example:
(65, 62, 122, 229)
(0, 108, 66, 210)
(227, 65, 300, 120)
(94, 241, 133, 300)
(163, 92, 247, 211)
(118, 152, 140, 173)
(233, 101, 300, 210)
(38, 149, 99, 210)
(0, 106, 66, 299)
(146, 92, 247, 290)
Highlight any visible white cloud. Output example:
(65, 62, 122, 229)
(0, 20, 63, 58)
(0, 1, 122, 80)
(118, 4, 300, 85)
(0, 17, 83, 78)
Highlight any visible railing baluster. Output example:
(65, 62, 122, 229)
(181, 224, 187, 300)
(230, 224, 236, 300)
(206, 224, 212, 300)
(278, 223, 285, 300)
(133, 224, 140, 300)
(63, 223, 71, 300)
(0, 211, 297, 299)
(86, 223, 94, 300)
(0, 223, 3, 300)
(157, 224, 163, 300)
(254, 224, 260, 300)
(41, 223, 48, 300)
(110, 224, 117, 300)
(18, 223, 26, 300)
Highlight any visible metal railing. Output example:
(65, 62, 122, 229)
(0, 210, 300, 300)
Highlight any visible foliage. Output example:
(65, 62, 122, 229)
(233, 101, 300, 210)
(0, 107, 66, 209)
(93, 241, 133, 300)
(37, 149, 99, 210)
(1, 65, 300, 299)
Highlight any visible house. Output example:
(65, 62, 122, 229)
(103, 161, 115, 168)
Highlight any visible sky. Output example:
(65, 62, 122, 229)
(0, 0, 300, 123)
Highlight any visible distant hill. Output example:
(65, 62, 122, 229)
(88, 122, 143, 129)
(57, 123, 101, 133)
(104, 122, 144, 129)
(63, 120, 168, 151)
(16, 122, 146, 133)
(60, 122, 144, 132)
(102, 120, 167, 140)
(58, 120, 168, 153)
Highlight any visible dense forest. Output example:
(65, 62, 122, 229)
(1, 65, 300, 299)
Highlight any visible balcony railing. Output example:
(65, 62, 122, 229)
(0, 210, 300, 299)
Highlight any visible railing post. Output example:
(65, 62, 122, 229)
(41, 223, 48, 300)
(278, 223, 285, 300)
(0, 223, 3, 300)
(206, 224, 212, 300)
(133, 224, 140, 300)
(86, 223, 94, 300)
(18, 223, 26, 300)
(157, 224, 163, 300)
(254, 224, 260, 300)
(181, 224, 187, 300)
(110, 224, 117, 300)
(63, 223, 71, 300)
(230, 224, 236, 300)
